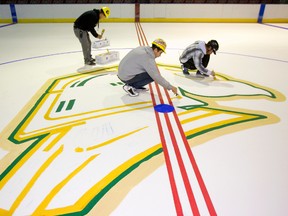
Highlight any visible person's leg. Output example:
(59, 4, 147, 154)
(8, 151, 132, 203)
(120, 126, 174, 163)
(118, 79, 140, 97)
(118, 73, 153, 96)
(183, 58, 196, 70)
(74, 28, 93, 64)
(125, 72, 153, 89)
(88, 34, 92, 61)
(181, 58, 196, 75)
(182, 55, 210, 71)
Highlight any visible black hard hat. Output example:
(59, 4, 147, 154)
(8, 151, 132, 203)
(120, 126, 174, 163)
(207, 40, 219, 54)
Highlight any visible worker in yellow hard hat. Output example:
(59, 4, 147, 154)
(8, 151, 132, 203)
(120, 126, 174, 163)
(101, 7, 110, 18)
(118, 38, 178, 97)
(152, 38, 167, 53)
(74, 7, 110, 65)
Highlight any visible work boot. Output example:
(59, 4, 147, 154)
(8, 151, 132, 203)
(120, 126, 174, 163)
(85, 59, 96, 66)
(181, 65, 189, 75)
(196, 70, 209, 77)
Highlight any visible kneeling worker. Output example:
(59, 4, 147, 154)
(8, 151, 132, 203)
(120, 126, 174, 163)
(118, 38, 178, 97)
(180, 40, 219, 77)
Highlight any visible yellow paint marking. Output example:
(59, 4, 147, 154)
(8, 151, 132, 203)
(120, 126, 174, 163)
(174, 71, 230, 81)
(47, 70, 106, 93)
(180, 110, 221, 124)
(14, 121, 86, 141)
(85, 126, 148, 152)
(184, 114, 252, 136)
(61, 75, 92, 90)
(45, 79, 62, 93)
(32, 154, 99, 216)
(14, 94, 51, 135)
(43, 127, 71, 152)
(54, 72, 106, 91)
(9, 145, 64, 215)
(49, 89, 63, 94)
(38, 144, 162, 215)
(0, 209, 9, 215)
(177, 108, 205, 115)
(0, 134, 51, 190)
(44, 96, 153, 120)
(75, 147, 84, 152)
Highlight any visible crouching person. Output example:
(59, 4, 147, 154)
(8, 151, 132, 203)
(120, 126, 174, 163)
(118, 38, 178, 97)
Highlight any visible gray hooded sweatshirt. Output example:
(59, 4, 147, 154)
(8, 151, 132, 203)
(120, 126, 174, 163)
(118, 46, 172, 90)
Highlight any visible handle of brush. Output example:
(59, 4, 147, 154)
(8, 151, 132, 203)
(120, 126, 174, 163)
(101, 29, 105, 36)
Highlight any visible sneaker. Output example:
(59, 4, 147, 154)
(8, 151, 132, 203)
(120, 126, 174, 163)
(85, 60, 96, 66)
(196, 70, 209, 77)
(181, 65, 189, 75)
(123, 84, 139, 97)
(136, 86, 149, 91)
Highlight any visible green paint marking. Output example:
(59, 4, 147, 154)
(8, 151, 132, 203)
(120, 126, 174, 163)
(0, 134, 47, 181)
(77, 74, 105, 87)
(110, 82, 124, 86)
(71, 81, 80, 88)
(56, 101, 66, 113)
(66, 99, 75, 111)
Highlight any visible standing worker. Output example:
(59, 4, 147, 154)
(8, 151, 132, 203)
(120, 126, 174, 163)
(179, 40, 219, 77)
(74, 7, 110, 65)
(118, 38, 178, 97)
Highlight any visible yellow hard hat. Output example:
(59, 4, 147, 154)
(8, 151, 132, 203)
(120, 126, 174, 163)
(101, 7, 110, 18)
(152, 38, 167, 53)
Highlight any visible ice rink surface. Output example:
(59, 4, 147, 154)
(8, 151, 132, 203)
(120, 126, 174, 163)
(0, 22, 288, 215)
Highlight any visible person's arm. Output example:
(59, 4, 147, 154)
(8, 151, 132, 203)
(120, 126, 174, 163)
(89, 28, 102, 39)
(89, 10, 102, 39)
(144, 59, 178, 94)
(171, 86, 178, 95)
(193, 51, 213, 75)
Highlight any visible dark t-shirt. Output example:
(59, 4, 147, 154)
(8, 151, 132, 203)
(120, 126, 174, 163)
(74, 9, 100, 38)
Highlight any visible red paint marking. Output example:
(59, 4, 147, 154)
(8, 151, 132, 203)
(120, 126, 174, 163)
(149, 83, 183, 215)
(155, 83, 200, 215)
(137, 22, 149, 45)
(134, 21, 217, 215)
(135, 22, 145, 46)
(164, 89, 217, 216)
(134, 23, 141, 46)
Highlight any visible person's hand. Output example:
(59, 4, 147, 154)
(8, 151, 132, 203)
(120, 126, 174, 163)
(97, 34, 102, 39)
(211, 70, 216, 76)
(171, 86, 178, 96)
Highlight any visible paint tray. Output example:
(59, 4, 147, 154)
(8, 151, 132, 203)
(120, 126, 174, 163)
(92, 39, 110, 49)
(95, 51, 120, 64)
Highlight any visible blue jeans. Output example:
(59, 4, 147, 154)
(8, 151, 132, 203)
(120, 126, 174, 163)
(120, 72, 153, 89)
